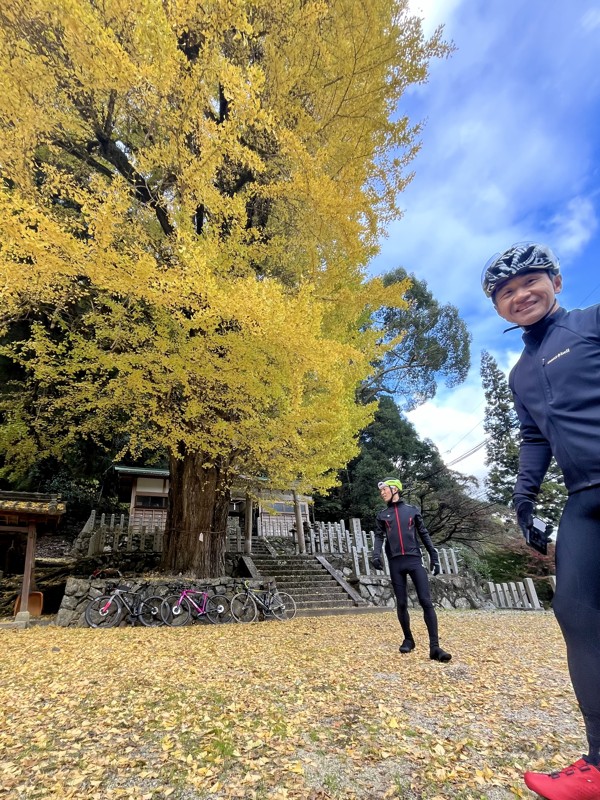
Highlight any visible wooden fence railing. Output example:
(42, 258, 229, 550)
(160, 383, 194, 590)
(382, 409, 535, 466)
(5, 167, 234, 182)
(85, 512, 244, 556)
(300, 519, 460, 578)
(86, 512, 164, 556)
(487, 578, 543, 610)
(82, 511, 461, 578)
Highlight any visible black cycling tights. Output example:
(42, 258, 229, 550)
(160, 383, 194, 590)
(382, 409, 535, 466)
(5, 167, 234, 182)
(552, 487, 600, 750)
(388, 555, 439, 647)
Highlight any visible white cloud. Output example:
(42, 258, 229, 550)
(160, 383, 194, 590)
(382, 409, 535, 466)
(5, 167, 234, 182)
(407, 0, 465, 36)
(549, 197, 598, 257)
(405, 347, 521, 489)
(406, 375, 487, 487)
(582, 9, 600, 31)
(371, 0, 600, 493)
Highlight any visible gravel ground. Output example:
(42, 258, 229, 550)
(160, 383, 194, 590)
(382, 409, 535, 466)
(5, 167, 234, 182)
(0, 608, 582, 800)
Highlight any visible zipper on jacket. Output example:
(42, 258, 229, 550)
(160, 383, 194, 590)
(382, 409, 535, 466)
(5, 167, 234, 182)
(540, 356, 554, 402)
(394, 505, 405, 554)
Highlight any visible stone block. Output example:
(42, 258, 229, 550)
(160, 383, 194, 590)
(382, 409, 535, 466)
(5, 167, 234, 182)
(55, 608, 76, 627)
(60, 595, 79, 610)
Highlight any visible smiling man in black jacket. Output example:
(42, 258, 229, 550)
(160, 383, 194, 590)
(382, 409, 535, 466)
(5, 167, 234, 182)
(482, 241, 600, 800)
(373, 478, 451, 663)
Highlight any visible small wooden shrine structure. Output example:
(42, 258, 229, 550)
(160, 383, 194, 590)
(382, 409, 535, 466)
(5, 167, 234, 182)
(0, 491, 66, 627)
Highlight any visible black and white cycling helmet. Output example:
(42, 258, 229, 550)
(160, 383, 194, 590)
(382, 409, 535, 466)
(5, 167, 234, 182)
(481, 242, 560, 300)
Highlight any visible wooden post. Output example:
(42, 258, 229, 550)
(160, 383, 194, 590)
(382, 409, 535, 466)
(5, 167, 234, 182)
(244, 495, 253, 555)
(440, 549, 451, 575)
(517, 582, 531, 609)
(318, 523, 325, 553)
(19, 523, 37, 615)
(293, 490, 306, 554)
(449, 548, 459, 574)
(351, 546, 361, 576)
(327, 524, 335, 553)
(494, 583, 505, 608)
(524, 577, 542, 610)
(382, 551, 390, 576)
(508, 582, 521, 608)
(361, 548, 370, 576)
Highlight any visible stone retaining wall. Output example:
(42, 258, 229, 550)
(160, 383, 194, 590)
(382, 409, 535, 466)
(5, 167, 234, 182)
(348, 573, 492, 610)
(323, 553, 491, 610)
(56, 576, 239, 627)
(56, 554, 492, 626)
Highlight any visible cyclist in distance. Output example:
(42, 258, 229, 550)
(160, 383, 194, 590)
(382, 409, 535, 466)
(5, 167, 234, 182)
(482, 241, 600, 800)
(372, 478, 451, 663)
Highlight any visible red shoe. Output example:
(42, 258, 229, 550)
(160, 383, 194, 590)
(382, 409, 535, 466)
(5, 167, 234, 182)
(524, 758, 600, 799)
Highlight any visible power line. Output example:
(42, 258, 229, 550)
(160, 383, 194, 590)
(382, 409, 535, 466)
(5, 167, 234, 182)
(444, 418, 485, 454)
(578, 279, 600, 307)
(446, 438, 489, 467)
(403, 437, 490, 489)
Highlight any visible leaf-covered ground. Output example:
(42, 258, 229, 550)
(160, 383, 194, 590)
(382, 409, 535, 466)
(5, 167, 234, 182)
(0, 610, 581, 800)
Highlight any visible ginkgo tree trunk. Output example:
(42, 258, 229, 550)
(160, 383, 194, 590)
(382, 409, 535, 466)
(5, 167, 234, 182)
(0, 0, 449, 576)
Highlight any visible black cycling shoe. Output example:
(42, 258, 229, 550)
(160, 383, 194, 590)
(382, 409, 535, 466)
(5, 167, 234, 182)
(429, 646, 452, 662)
(399, 638, 415, 654)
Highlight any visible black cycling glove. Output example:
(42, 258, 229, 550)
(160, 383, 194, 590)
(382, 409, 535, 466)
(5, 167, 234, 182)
(516, 500, 534, 540)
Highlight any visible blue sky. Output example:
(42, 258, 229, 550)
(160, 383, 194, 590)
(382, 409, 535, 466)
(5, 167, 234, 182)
(370, 0, 600, 486)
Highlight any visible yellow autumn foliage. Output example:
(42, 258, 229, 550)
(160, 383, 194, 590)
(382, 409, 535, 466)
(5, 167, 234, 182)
(0, 0, 449, 568)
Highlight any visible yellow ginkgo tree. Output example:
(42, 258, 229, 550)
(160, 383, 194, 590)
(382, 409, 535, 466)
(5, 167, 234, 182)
(0, 0, 449, 575)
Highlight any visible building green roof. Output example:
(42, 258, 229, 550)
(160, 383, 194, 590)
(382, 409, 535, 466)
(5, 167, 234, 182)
(113, 465, 169, 478)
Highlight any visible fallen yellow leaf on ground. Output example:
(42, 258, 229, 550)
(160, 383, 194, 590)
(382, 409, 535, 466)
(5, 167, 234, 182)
(0, 610, 580, 799)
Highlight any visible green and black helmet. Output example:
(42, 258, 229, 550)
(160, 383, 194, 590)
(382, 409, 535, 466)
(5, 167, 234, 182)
(378, 478, 403, 493)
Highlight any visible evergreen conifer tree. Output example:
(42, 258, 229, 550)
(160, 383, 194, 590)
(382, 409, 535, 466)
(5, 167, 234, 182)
(480, 350, 566, 523)
(480, 350, 520, 505)
(315, 396, 503, 549)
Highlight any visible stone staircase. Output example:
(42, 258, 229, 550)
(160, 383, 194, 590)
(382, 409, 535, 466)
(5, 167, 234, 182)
(247, 538, 375, 617)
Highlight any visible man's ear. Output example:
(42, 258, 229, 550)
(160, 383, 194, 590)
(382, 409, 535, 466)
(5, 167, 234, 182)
(553, 274, 563, 294)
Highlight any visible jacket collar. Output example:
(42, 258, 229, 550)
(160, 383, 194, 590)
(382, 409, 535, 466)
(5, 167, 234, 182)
(522, 306, 567, 345)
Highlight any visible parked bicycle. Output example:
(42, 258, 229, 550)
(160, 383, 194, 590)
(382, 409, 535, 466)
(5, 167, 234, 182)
(161, 585, 232, 626)
(85, 585, 164, 628)
(230, 580, 297, 623)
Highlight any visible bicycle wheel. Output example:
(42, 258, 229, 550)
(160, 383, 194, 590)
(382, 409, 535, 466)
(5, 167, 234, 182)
(205, 594, 232, 624)
(139, 596, 164, 627)
(85, 595, 123, 628)
(230, 592, 258, 623)
(161, 595, 192, 627)
(270, 591, 297, 621)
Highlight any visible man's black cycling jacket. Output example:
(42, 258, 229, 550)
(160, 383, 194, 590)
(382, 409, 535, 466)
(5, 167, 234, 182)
(510, 305, 600, 505)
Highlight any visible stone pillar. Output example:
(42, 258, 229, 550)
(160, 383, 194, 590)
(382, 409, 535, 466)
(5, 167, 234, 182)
(244, 495, 253, 555)
(293, 490, 306, 554)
